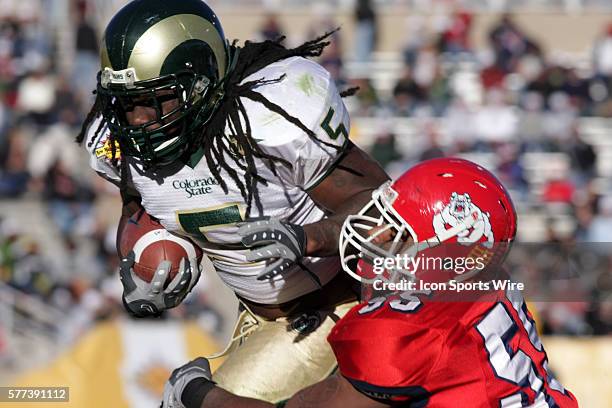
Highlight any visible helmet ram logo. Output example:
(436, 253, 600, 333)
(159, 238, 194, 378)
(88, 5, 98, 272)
(432, 192, 494, 248)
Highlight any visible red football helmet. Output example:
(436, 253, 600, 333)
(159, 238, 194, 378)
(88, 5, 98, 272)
(339, 158, 517, 283)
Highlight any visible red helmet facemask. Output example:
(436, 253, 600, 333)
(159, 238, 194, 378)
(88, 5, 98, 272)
(339, 158, 517, 285)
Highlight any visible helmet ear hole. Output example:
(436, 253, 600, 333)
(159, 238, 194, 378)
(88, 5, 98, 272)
(194, 78, 208, 94)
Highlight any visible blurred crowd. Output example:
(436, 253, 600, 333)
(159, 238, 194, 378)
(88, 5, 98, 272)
(0, 0, 611, 367)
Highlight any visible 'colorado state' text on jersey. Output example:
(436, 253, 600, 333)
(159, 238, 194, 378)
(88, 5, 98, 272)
(85, 56, 350, 304)
(328, 289, 578, 407)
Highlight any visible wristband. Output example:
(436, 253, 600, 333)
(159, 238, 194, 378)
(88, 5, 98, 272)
(182, 378, 216, 408)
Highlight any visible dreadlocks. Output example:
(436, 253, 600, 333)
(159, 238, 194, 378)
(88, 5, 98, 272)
(76, 31, 358, 215)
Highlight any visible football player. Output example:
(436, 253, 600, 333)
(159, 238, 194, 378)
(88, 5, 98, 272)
(161, 158, 578, 407)
(76, 0, 388, 403)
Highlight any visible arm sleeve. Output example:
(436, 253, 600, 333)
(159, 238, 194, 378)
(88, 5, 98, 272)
(292, 76, 350, 190)
(243, 57, 350, 190)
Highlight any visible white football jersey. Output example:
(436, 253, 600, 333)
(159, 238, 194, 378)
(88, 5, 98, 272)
(85, 57, 350, 304)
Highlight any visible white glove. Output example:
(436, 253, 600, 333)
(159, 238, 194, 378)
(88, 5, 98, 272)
(119, 251, 201, 317)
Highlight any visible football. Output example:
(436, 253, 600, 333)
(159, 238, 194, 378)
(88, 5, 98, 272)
(119, 209, 203, 283)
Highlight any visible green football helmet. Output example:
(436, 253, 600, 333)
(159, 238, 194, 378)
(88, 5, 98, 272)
(97, 0, 229, 168)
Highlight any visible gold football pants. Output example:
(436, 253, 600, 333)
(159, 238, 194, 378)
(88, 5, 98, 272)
(211, 300, 357, 403)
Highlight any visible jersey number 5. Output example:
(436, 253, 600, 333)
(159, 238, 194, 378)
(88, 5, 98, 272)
(320, 107, 348, 140)
(176, 203, 244, 243)
(476, 291, 565, 407)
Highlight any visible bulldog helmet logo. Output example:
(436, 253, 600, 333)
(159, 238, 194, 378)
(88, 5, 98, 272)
(432, 192, 494, 248)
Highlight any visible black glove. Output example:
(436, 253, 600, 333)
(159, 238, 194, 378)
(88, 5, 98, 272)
(237, 217, 307, 280)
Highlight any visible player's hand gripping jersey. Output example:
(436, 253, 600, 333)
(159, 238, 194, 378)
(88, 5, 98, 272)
(85, 57, 349, 304)
(328, 289, 578, 408)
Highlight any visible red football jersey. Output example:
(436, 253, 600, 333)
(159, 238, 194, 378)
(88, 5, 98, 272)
(328, 289, 578, 407)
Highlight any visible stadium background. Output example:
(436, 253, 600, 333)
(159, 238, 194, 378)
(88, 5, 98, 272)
(0, 0, 611, 406)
